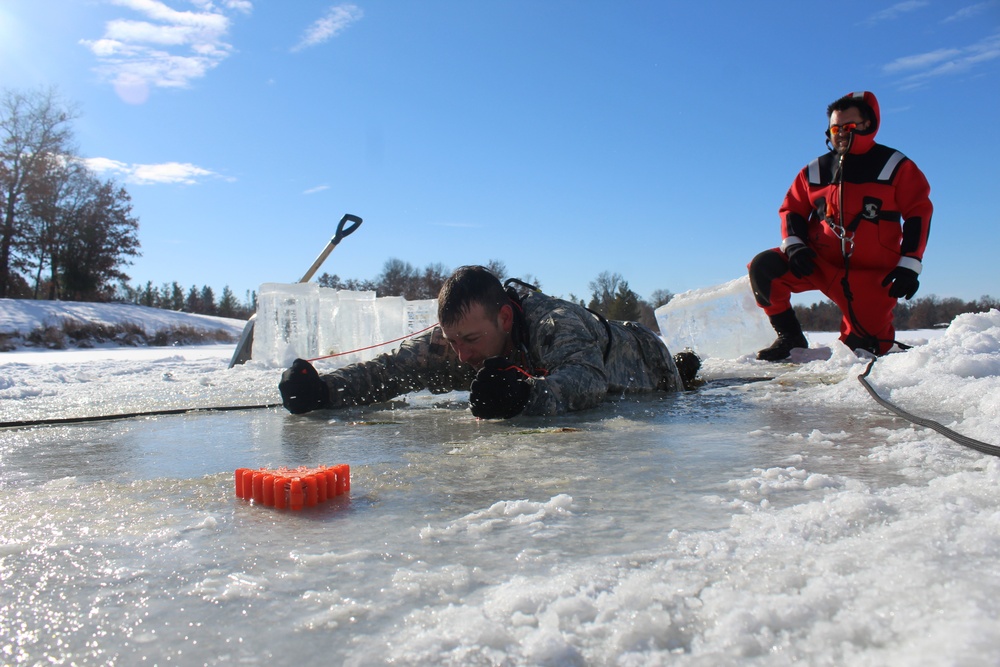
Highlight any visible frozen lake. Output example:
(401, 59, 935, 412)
(3, 311, 1000, 664)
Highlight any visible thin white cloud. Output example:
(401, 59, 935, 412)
(104, 19, 211, 46)
(944, 1, 998, 23)
(292, 4, 363, 52)
(83, 157, 132, 176)
(80, 0, 252, 104)
(131, 162, 216, 184)
(222, 0, 253, 12)
(861, 0, 929, 26)
(303, 184, 330, 195)
(84, 157, 227, 185)
(886, 31, 1000, 88)
(883, 48, 962, 73)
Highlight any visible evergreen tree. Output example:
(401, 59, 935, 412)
(587, 271, 625, 317)
(218, 285, 239, 318)
(587, 271, 642, 321)
(139, 281, 155, 307)
(199, 285, 216, 315)
(185, 285, 201, 313)
(169, 282, 185, 310)
(607, 281, 642, 321)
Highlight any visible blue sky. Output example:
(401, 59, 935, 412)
(2, 1, 998, 305)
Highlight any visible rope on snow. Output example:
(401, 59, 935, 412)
(858, 358, 1000, 458)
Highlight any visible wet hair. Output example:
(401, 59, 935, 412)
(826, 95, 875, 125)
(437, 265, 508, 326)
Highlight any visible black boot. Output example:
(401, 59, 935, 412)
(757, 309, 808, 361)
(673, 350, 701, 390)
(843, 332, 881, 356)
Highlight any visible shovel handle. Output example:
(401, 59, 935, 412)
(299, 213, 363, 283)
(333, 214, 363, 245)
(231, 212, 363, 367)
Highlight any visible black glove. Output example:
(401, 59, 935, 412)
(785, 243, 817, 278)
(882, 266, 920, 300)
(469, 357, 531, 419)
(279, 358, 329, 414)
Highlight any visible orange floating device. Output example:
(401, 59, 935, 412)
(234, 465, 350, 510)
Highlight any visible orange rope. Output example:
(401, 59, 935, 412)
(306, 322, 439, 363)
(494, 363, 536, 379)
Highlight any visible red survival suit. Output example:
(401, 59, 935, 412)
(750, 91, 933, 354)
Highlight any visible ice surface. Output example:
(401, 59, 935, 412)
(2, 303, 1000, 665)
(656, 275, 774, 359)
(253, 283, 438, 367)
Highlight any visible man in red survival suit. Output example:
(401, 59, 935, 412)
(748, 91, 933, 360)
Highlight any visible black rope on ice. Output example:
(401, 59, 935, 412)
(0, 403, 282, 431)
(858, 358, 1000, 458)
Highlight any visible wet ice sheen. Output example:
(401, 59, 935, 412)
(2, 311, 1000, 664)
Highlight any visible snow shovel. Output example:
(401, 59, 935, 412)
(228, 213, 363, 368)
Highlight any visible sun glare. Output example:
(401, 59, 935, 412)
(0, 7, 23, 61)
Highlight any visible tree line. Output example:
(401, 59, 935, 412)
(313, 259, 999, 333)
(115, 280, 256, 320)
(316, 259, 672, 330)
(7, 88, 995, 333)
(1, 87, 140, 301)
(110, 258, 674, 330)
(61, 252, 1000, 335)
(795, 294, 1000, 331)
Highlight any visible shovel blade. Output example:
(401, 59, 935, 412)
(228, 314, 257, 368)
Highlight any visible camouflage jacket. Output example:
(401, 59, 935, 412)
(319, 290, 683, 415)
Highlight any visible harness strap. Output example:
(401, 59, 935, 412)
(833, 151, 899, 354)
(585, 308, 614, 364)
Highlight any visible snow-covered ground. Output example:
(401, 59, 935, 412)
(0, 297, 245, 342)
(2, 299, 999, 665)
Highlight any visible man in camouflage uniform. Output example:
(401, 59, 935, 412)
(279, 265, 699, 418)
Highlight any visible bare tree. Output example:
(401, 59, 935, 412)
(376, 258, 419, 298)
(0, 87, 78, 297)
(484, 259, 507, 282)
(420, 262, 449, 299)
(648, 289, 674, 308)
(317, 272, 345, 289)
(587, 271, 626, 315)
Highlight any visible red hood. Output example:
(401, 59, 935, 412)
(844, 90, 880, 154)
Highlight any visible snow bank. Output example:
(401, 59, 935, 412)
(0, 297, 245, 338)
